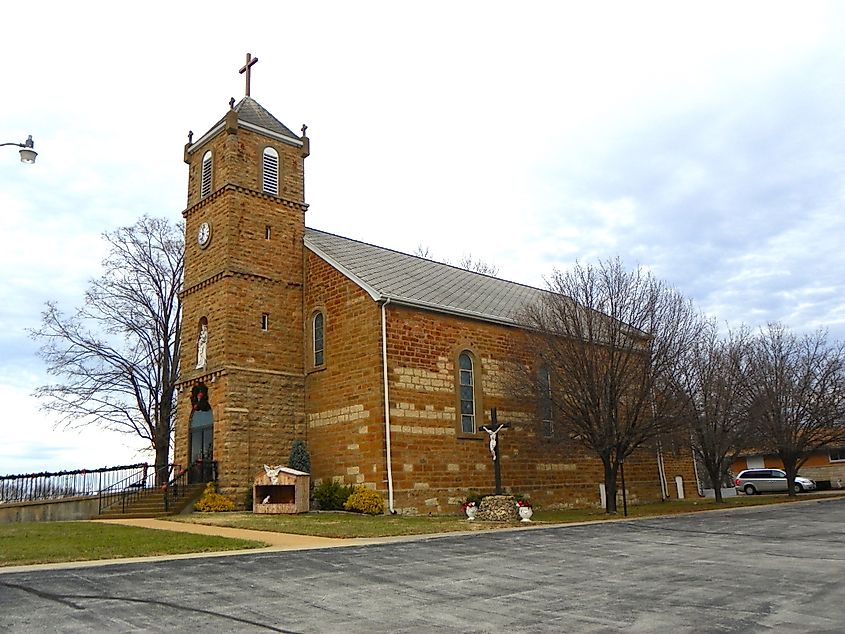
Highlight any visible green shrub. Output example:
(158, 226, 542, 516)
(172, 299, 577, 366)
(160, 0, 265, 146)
(463, 491, 484, 507)
(288, 439, 311, 473)
(194, 482, 235, 512)
(313, 480, 354, 510)
(344, 486, 385, 515)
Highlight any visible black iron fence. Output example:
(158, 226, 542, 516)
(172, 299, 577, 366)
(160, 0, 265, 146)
(0, 464, 149, 506)
(2, 460, 219, 515)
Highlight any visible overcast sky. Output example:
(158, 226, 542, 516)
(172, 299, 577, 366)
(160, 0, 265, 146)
(2, 1, 844, 475)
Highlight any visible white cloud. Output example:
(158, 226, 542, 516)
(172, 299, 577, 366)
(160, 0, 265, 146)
(2, 1, 845, 473)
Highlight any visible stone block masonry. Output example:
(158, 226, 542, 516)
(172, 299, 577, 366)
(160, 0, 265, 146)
(176, 114, 309, 507)
(302, 264, 676, 514)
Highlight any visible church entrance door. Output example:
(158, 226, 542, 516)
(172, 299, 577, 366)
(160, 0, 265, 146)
(189, 409, 215, 483)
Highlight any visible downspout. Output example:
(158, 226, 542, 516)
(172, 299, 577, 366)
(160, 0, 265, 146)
(651, 389, 669, 500)
(380, 298, 396, 514)
(656, 440, 669, 500)
(690, 431, 703, 496)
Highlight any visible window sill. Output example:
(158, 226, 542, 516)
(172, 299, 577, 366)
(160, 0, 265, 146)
(456, 432, 484, 441)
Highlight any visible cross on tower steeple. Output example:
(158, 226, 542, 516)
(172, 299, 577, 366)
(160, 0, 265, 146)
(239, 53, 258, 97)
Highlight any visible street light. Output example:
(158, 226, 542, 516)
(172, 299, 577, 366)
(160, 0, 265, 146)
(1, 135, 37, 164)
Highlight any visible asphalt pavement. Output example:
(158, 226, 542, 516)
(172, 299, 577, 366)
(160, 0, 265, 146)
(1, 498, 843, 633)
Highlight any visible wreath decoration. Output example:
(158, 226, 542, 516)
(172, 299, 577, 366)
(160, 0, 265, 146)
(191, 383, 211, 411)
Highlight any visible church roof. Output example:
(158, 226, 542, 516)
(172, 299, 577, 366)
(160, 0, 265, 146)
(304, 228, 549, 326)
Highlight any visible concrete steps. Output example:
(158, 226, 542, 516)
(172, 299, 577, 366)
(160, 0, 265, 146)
(99, 483, 206, 519)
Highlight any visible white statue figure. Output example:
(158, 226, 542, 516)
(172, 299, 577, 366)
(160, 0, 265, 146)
(484, 424, 505, 461)
(261, 495, 271, 505)
(196, 323, 208, 369)
(263, 464, 285, 485)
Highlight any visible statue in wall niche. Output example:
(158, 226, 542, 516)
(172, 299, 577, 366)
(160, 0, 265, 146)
(196, 322, 208, 369)
(264, 464, 285, 485)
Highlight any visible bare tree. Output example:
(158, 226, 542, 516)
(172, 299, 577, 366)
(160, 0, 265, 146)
(518, 258, 700, 513)
(457, 254, 499, 276)
(742, 323, 845, 496)
(675, 322, 752, 501)
(412, 244, 432, 259)
(31, 216, 183, 482)
(413, 245, 499, 276)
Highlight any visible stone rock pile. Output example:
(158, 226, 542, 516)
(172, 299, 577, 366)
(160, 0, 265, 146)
(476, 495, 518, 522)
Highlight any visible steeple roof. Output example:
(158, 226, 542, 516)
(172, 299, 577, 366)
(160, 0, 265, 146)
(189, 96, 301, 151)
(233, 97, 299, 141)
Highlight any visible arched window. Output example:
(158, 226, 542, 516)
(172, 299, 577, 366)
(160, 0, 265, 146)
(539, 366, 553, 438)
(262, 147, 279, 195)
(459, 352, 476, 433)
(313, 311, 325, 366)
(200, 151, 213, 198)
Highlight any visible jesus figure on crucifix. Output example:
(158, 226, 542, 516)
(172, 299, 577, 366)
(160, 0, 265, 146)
(483, 424, 505, 461)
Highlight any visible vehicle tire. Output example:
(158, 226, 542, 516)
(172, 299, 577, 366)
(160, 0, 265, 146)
(743, 484, 757, 496)
(793, 483, 804, 494)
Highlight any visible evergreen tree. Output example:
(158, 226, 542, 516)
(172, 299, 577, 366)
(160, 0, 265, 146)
(288, 439, 311, 473)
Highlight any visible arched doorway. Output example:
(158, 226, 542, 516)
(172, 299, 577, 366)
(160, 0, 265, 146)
(189, 383, 215, 483)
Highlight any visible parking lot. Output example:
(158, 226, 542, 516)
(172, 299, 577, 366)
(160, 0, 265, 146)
(2, 497, 844, 633)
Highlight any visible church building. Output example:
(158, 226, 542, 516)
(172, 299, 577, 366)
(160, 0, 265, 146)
(174, 58, 696, 513)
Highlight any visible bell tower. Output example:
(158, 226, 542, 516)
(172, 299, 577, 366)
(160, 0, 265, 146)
(175, 54, 311, 503)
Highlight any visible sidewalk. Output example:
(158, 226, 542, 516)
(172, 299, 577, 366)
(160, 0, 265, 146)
(1, 518, 400, 575)
(91, 517, 382, 550)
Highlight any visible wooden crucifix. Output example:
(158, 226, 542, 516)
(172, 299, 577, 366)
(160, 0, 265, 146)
(239, 53, 258, 97)
(481, 408, 510, 495)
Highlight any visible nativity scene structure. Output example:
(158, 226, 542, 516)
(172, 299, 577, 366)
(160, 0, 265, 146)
(174, 57, 696, 514)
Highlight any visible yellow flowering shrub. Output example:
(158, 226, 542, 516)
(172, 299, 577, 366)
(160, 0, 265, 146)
(194, 482, 235, 512)
(343, 486, 385, 515)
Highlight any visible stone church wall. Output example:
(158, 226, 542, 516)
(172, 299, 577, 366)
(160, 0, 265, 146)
(382, 305, 668, 513)
(302, 259, 674, 514)
(304, 252, 387, 492)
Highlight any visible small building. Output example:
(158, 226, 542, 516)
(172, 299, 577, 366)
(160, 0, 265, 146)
(253, 466, 310, 514)
(732, 448, 845, 489)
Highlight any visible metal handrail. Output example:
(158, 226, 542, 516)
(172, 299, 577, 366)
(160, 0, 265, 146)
(97, 464, 184, 514)
(163, 460, 217, 512)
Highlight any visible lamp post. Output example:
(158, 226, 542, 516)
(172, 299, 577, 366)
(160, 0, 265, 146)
(1, 135, 37, 164)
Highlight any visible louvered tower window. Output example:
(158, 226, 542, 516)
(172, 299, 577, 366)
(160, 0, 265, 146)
(200, 151, 213, 198)
(262, 147, 279, 195)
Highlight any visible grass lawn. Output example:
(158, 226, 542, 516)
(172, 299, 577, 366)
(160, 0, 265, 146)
(169, 511, 499, 538)
(172, 491, 845, 538)
(0, 521, 265, 567)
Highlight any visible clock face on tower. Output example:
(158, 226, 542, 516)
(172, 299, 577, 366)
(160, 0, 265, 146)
(197, 221, 211, 248)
